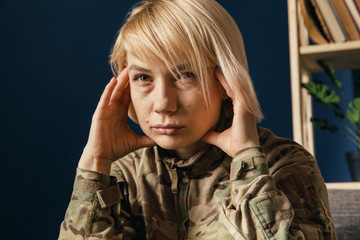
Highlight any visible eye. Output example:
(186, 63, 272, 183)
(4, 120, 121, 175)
(178, 72, 196, 80)
(133, 74, 153, 83)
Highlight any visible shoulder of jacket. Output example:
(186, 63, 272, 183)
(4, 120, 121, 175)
(258, 127, 316, 171)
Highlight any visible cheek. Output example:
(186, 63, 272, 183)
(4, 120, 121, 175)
(130, 88, 151, 120)
(199, 93, 223, 125)
(187, 95, 221, 124)
(130, 88, 138, 107)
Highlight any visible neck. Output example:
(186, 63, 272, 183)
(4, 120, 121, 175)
(167, 141, 209, 160)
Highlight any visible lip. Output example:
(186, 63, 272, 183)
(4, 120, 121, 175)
(152, 124, 184, 135)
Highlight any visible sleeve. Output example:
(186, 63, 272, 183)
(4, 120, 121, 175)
(58, 168, 136, 240)
(221, 146, 336, 240)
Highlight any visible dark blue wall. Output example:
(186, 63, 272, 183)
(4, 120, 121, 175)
(0, 0, 350, 238)
(313, 70, 354, 182)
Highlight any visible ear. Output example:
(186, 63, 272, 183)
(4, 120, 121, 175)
(214, 66, 229, 100)
(221, 87, 229, 100)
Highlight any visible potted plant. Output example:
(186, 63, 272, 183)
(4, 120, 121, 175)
(301, 60, 360, 181)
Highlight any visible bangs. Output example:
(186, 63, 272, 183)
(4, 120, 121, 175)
(111, 0, 218, 106)
(123, 3, 189, 67)
(123, 0, 215, 66)
(110, 0, 263, 122)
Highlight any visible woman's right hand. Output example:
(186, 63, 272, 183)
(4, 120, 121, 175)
(78, 68, 156, 175)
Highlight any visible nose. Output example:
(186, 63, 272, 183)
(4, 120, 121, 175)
(153, 79, 178, 114)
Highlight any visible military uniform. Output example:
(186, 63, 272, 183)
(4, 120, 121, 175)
(59, 127, 336, 239)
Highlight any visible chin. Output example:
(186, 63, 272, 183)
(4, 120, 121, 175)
(151, 135, 195, 150)
(154, 138, 183, 150)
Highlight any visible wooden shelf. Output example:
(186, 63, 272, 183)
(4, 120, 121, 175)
(288, 0, 360, 153)
(326, 182, 360, 189)
(300, 40, 360, 72)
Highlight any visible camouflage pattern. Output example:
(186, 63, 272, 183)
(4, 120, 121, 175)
(59, 127, 336, 239)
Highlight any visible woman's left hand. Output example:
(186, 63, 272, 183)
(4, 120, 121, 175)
(202, 68, 260, 157)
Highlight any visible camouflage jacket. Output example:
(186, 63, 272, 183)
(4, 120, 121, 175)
(59, 127, 336, 239)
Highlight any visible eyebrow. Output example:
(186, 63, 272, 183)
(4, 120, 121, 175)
(128, 63, 192, 73)
(128, 64, 153, 73)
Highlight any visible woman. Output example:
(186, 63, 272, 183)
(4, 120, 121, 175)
(59, 0, 336, 239)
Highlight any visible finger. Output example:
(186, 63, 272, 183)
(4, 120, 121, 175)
(97, 77, 117, 109)
(215, 68, 235, 99)
(110, 68, 130, 105)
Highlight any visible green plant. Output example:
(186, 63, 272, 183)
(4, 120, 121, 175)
(301, 60, 360, 150)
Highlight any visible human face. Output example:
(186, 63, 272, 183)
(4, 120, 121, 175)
(127, 54, 223, 159)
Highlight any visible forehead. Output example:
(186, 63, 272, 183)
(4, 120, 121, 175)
(127, 54, 192, 72)
(127, 54, 160, 67)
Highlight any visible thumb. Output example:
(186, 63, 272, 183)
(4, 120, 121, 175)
(202, 130, 222, 148)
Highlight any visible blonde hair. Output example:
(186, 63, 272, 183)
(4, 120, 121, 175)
(110, 0, 263, 122)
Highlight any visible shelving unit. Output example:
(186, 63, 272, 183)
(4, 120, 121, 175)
(301, 41, 360, 72)
(287, 0, 360, 155)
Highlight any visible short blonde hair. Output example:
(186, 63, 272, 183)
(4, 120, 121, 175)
(110, 0, 263, 122)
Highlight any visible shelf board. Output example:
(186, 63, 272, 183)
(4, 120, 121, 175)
(299, 40, 360, 72)
(326, 182, 360, 189)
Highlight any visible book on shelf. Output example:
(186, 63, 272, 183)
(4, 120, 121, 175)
(299, 0, 329, 44)
(313, 0, 347, 42)
(331, 0, 360, 40)
(310, 0, 333, 41)
(299, 0, 360, 45)
(355, 0, 360, 13)
(344, 0, 360, 32)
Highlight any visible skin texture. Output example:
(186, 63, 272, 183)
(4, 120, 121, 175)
(127, 54, 223, 159)
(78, 55, 259, 175)
(78, 69, 156, 175)
(202, 69, 260, 157)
